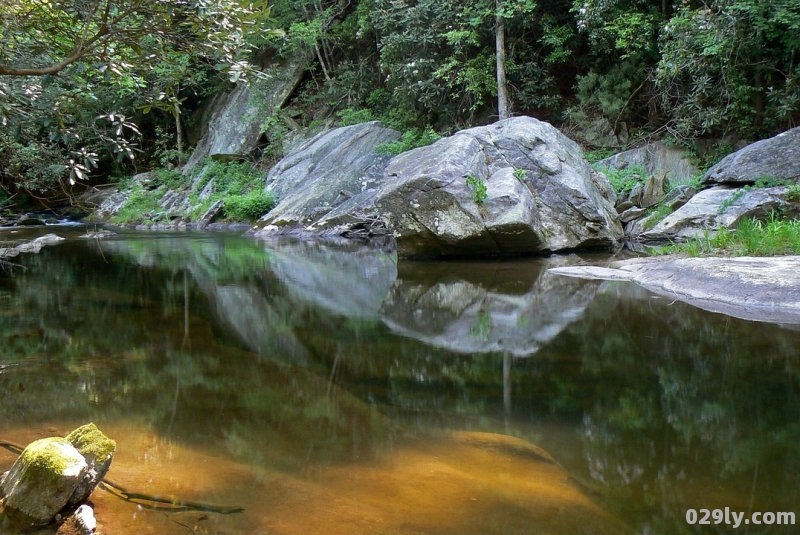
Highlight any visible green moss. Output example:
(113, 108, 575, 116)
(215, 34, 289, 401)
(18, 438, 73, 476)
(66, 423, 116, 463)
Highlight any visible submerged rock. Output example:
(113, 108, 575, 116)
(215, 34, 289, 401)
(704, 127, 800, 185)
(80, 231, 116, 239)
(65, 423, 116, 505)
(0, 438, 88, 524)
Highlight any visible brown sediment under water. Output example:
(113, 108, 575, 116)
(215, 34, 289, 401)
(1, 229, 799, 534)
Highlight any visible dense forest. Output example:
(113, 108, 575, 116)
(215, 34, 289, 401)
(1, 0, 798, 207)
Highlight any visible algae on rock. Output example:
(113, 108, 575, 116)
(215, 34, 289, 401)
(0, 437, 87, 525)
(65, 423, 117, 505)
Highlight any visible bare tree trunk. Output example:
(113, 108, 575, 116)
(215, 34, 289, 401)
(496, 0, 510, 120)
(175, 104, 184, 156)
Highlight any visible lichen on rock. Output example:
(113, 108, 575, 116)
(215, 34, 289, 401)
(65, 423, 116, 505)
(0, 437, 87, 525)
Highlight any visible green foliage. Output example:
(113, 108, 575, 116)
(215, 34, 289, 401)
(151, 169, 188, 190)
(682, 141, 736, 174)
(112, 187, 163, 225)
(786, 185, 800, 203)
(584, 148, 616, 163)
(642, 203, 673, 230)
(718, 190, 746, 214)
(337, 108, 376, 126)
(375, 127, 442, 155)
(684, 174, 705, 191)
(365, 0, 574, 127)
(654, 213, 800, 257)
(111, 160, 273, 224)
(595, 164, 645, 196)
(189, 160, 272, 221)
(657, 0, 800, 138)
(0, 0, 282, 198)
(567, 61, 642, 133)
(466, 174, 488, 204)
(223, 191, 277, 221)
(513, 168, 527, 179)
(753, 176, 785, 189)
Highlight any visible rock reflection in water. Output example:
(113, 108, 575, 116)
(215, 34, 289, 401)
(4, 231, 800, 535)
(0, 232, 625, 534)
(380, 259, 600, 357)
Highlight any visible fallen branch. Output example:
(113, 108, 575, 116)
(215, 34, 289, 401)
(98, 479, 243, 515)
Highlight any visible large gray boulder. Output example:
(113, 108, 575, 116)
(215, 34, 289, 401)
(255, 121, 401, 231)
(260, 117, 622, 258)
(0, 438, 87, 524)
(632, 185, 800, 242)
(371, 117, 622, 257)
(704, 127, 800, 185)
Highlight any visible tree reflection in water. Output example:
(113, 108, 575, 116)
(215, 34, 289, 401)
(0, 230, 798, 534)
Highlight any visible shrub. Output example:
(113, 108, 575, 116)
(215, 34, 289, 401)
(112, 188, 163, 224)
(337, 108, 376, 126)
(151, 168, 188, 190)
(223, 191, 277, 221)
(594, 164, 646, 196)
(375, 127, 442, 155)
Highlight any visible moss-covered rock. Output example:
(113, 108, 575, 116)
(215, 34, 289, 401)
(0, 437, 87, 525)
(65, 423, 116, 505)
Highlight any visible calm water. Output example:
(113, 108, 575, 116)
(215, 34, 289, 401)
(1, 229, 799, 534)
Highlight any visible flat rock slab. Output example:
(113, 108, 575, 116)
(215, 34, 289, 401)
(549, 256, 800, 324)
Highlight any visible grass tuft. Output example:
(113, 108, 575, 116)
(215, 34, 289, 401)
(651, 213, 800, 257)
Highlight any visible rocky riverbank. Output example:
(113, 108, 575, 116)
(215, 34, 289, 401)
(550, 255, 800, 324)
(84, 104, 800, 261)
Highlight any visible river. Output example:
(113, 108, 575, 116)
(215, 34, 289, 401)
(1, 228, 798, 534)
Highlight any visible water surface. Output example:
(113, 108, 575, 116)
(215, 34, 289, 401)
(1, 229, 798, 534)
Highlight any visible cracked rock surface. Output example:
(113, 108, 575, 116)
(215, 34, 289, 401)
(253, 116, 622, 258)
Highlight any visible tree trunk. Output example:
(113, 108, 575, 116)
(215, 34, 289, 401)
(496, 0, 510, 120)
(174, 102, 184, 156)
